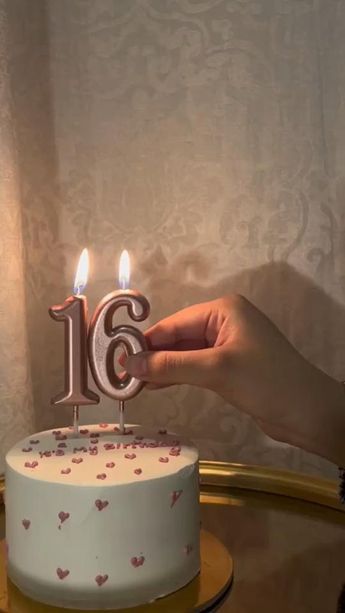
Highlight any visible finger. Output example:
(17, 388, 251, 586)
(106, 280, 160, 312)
(145, 301, 218, 349)
(125, 348, 221, 388)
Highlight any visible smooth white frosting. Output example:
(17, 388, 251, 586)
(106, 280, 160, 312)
(5, 424, 200, 609)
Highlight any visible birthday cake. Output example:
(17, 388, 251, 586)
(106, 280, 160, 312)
(5, 423, 200, 610)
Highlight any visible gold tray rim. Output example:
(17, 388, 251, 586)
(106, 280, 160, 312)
(199, 460, 343, 511)
(0, 461, 342, 511)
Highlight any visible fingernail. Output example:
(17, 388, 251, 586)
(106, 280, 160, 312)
(125, 355, 147, 378)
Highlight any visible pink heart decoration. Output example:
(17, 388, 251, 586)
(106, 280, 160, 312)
(169, 448, 181, 457)
(22, 519, 31, 530)
(56, 449, 65, 456)
(89, 447, 98, 456)
(134, 468, 142, 475)
(96, 473, 107, 480)
(73, 446, 87, 453)
(124, 453, 136, 460)
(24, 461, 38, 469)
(95, 574, 108, 587)
(131, 555, 145, 568)
(58, 442, 67, 448)
(159, 457, 169, 463)
(104, 443, 115, 450)
(72, 457, 83, 464)
(29, 439, 39, 444)
(80, 429, 89, 435)
(22, 447, 32, 452)
(90, 439, 99, 444)
(52, 430, 61, 435)
(39, 451, 52, 458)
(95, 499, 109, 511)
(58, 511, 70, 523)
(61, 468, 71, 475)
(106, 462, 115, 468)
(56, 568, 70, 580)
(99, 423, 108, 428)
(170, 490, 183, 508)
(90, 432, 100, 438)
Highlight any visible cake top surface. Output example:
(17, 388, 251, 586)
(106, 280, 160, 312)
(6, 424, 198, 486)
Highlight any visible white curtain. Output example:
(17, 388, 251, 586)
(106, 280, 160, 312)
(1, 0, 345, 478)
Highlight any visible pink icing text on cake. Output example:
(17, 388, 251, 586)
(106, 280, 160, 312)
(24, 461, 38, 469)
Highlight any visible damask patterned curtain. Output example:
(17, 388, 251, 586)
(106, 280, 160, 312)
(1, 0, 345, 478)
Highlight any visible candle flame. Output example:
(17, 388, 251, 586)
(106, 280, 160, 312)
(73, 248, 89, 295)
(119, 250, 130, 290)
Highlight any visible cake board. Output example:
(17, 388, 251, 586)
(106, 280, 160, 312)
(0, 520, 233, 613)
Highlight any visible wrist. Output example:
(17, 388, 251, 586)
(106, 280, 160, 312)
(293, 367, 345, 466)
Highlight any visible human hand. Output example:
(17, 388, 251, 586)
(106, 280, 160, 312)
(125, 295, 345, 464)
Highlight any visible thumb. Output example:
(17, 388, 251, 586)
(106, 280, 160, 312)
(124, 348, 221, 388)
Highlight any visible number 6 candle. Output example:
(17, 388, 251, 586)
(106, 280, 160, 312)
(88, 250, 150, 433)
(49, 249, 99, 434)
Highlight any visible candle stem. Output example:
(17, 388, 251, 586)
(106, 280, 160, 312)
(73, 405, 79, 437)
(119, 400, 125, 434)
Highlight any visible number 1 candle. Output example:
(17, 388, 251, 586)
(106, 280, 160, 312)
(49, 249, 99, 435)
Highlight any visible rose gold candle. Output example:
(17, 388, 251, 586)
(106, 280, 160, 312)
(88, 250, 150, 432)
(49, 249, 99, 434)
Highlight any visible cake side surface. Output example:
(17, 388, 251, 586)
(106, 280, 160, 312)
(5, 424, 200, 609)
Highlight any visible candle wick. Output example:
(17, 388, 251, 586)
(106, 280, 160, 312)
(119, 400, 125, 434)
(73, 405, 79, 437)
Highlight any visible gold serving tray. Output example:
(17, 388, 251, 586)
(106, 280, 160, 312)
(199, 460, 344, 511)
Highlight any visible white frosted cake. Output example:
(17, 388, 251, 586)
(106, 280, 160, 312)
(5, 423, 200, 609)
